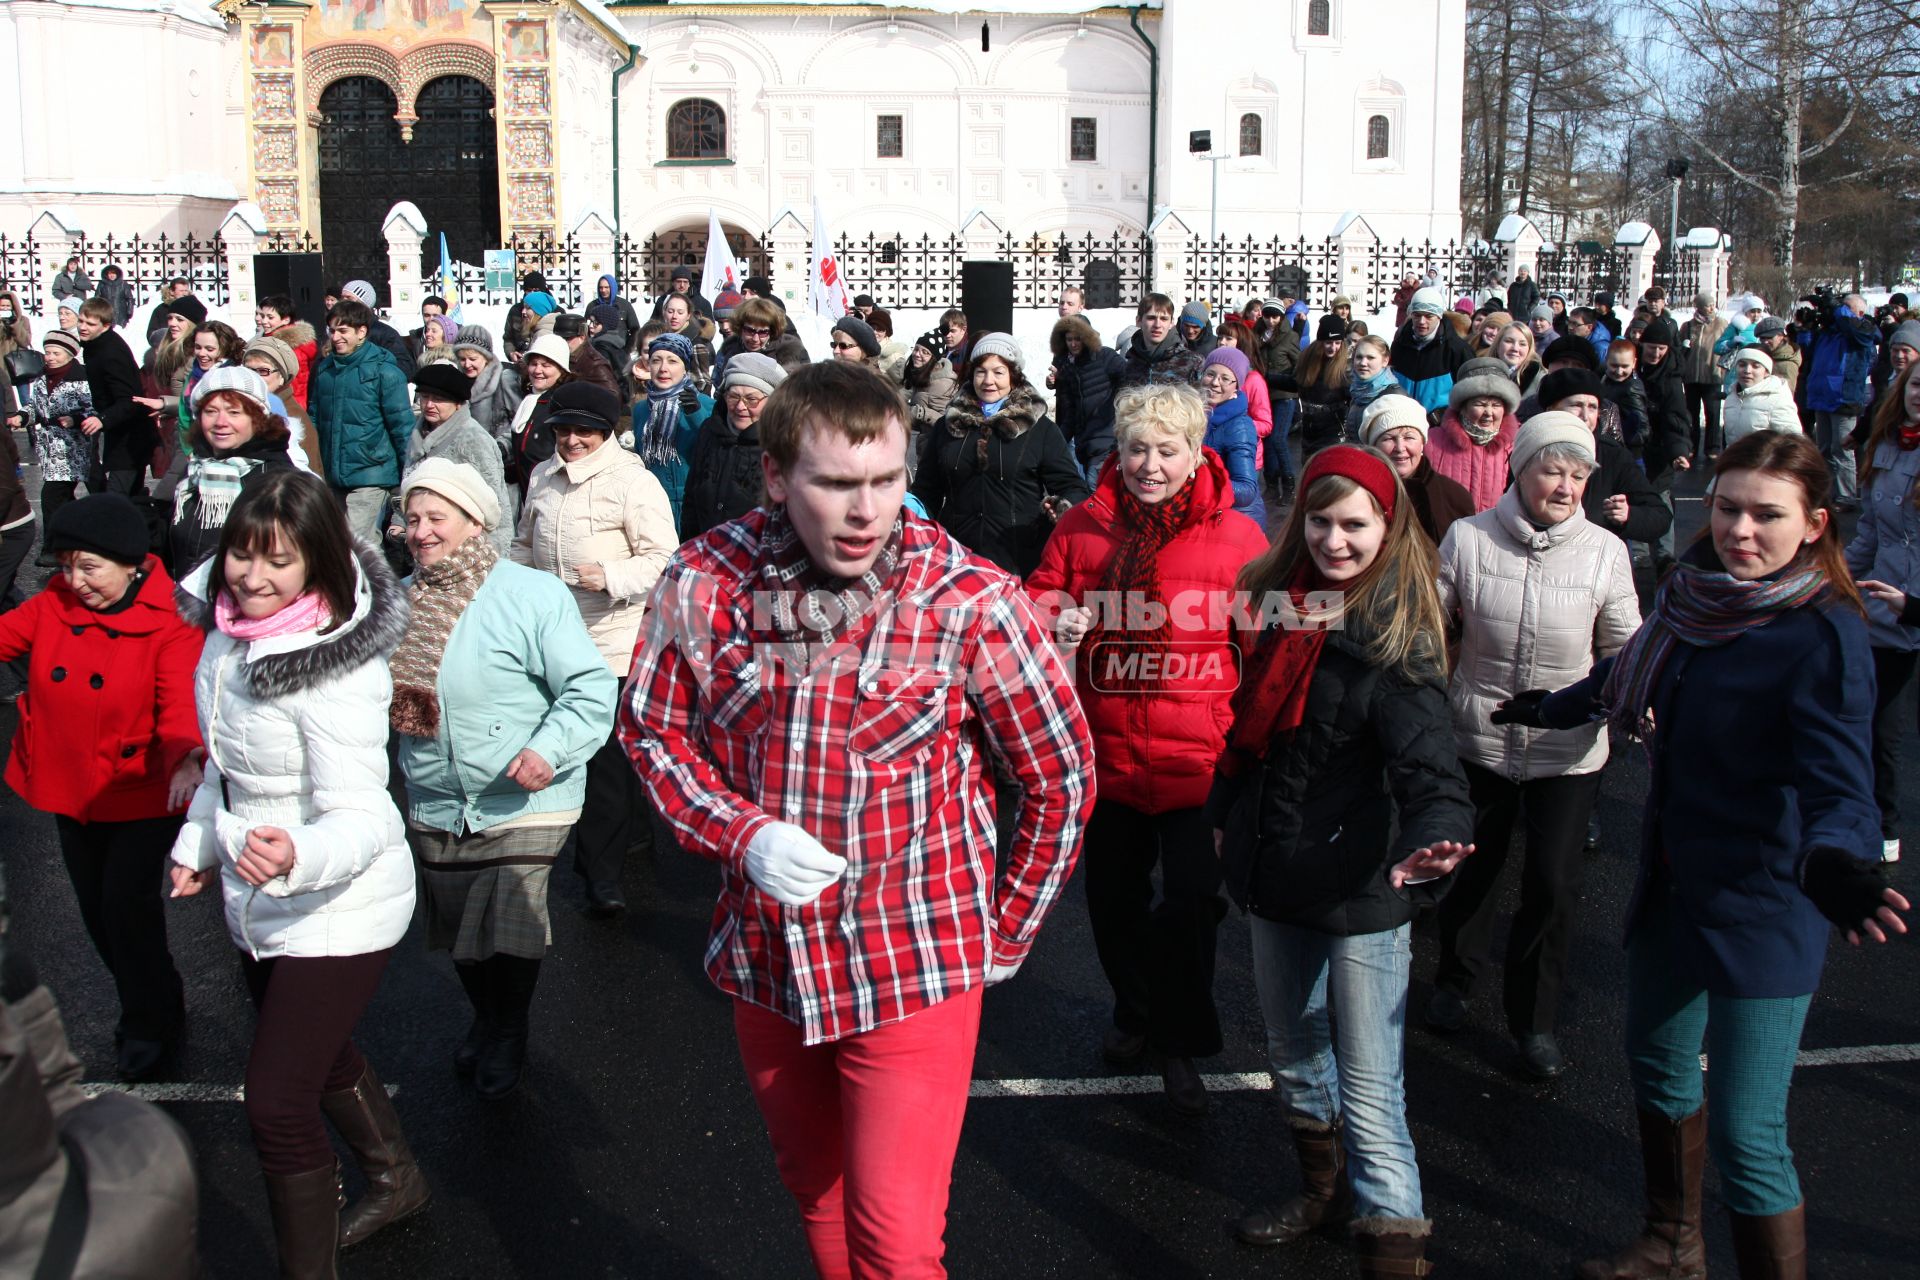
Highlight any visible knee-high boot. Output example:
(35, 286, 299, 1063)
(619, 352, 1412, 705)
(320, 1060, 431, 1249)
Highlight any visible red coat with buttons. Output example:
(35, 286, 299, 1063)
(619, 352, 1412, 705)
(0, 558, 204, 823)
(1026, 449, 1270, 814)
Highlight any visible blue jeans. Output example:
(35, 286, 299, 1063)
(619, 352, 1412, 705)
(1624, 889, 1812, 1215)
(1263, 399, 1298, 485)
(1250, 917, 1423, 1220)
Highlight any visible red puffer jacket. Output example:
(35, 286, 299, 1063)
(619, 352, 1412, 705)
(0, 558, 204, 823)
(1027, 450, 1270, 814)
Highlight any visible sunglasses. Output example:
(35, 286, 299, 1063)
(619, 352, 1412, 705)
(742, 326, 772, 337)
(830, 340, 861, 351)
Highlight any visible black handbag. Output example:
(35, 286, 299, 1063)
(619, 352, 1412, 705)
(4, 348, 44, 386)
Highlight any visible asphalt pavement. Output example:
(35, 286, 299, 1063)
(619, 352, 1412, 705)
(1, 452, 1915, 1278)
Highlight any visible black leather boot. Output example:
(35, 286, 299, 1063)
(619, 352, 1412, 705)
(1236, 1116, 1354, 1245)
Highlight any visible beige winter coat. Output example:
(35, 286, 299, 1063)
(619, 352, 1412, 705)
(512, 439, 676, 676)
(1439, 487, 1642, 781)
(1722, 374, 1802, 445)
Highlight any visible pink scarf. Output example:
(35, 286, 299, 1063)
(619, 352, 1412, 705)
(214, 589, 333, 642)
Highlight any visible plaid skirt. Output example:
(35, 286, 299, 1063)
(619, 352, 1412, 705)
(409, 822, 568, 961)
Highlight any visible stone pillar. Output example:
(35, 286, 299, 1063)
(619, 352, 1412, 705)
(27, 208, 81, 317)
(767, 209, 810, 312)
(383, 202, 429, 319)
(960, 209, 1004, 264)
(1493, 213, 1545, 299)
(220, 203, 268, 336)
(1614, 222, 1660, 306)
(1147, 207, 1193, 299)
(573, 210, 617, 310)
(1682, 228, 1730, 306)
(1330, 214, 1379, 316)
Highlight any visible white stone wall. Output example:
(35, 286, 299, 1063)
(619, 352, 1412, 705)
(0, 0, 237, 237)
(555, 9, 622, 232)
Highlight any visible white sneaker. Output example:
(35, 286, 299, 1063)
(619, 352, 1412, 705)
(1883, 839, 1901, 863)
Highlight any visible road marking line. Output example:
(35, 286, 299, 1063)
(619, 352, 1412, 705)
(82, 1045, 1919, 1103)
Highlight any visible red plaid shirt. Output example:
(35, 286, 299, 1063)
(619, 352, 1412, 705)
(618, 509, 1095, 1044)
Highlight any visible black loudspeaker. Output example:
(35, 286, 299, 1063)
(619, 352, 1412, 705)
(960, 260, 1015, 337)
(253, 253, 328, 331)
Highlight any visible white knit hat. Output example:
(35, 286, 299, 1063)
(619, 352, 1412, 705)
(1510, 411, 1595, 476)
(402, 457, 501, 531)
(1362, 395, 1428, 444)
(1408, 287, 1447, 317)
(1732, 346, 1773, 370)
(524, 332, 571, 370)
(189, 365, 271, 413)
(340, 279, 378, 307)
(967, 331, 1023, 370)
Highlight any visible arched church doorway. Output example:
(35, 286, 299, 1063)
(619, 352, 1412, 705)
(317, 73, 499, 305)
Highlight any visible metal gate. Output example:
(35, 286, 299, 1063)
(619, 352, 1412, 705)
(318, 74, 499, 306)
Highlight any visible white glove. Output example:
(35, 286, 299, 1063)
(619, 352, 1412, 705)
(744, 821, 848, 906)
(986, 958, 1023, 986)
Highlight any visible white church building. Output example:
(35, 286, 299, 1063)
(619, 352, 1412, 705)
(0, 0, 1465, 306)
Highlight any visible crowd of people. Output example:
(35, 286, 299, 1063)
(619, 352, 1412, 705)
(0, 256, 1914, 1280)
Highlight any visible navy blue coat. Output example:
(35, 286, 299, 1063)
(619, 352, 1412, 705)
(1554, 585, 1879, 998)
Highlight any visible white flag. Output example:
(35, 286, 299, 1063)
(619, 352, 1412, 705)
(807, 196, 849, 320)
(700, 209, 743, 301)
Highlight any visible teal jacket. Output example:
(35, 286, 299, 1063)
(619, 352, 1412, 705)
(311, 340, 415, 489)
(396, 561, 617, 835)
(630, 391, 712, 537)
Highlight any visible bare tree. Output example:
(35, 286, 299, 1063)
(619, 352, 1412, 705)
(1628, 0, 1920, 294)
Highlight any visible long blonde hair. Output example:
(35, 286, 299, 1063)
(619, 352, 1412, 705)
(1236, 457, 1448, 682)
(1298, 337, 1350, 391)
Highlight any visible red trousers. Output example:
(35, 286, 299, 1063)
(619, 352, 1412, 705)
(734, 986, 984, 1280)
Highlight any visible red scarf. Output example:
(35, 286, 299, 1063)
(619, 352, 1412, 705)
(1217, 563, 1338, 777)
(1898, 421, 1920, 451)
(1083, 476, 1197, 684)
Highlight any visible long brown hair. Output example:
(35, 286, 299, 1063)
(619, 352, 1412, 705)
(1699, 430, 1863, 614)
(1297, 336, 1350, 391)
(1236, 452, 1448, 682)
(1861, 360, 1919, 504)
(213, 470, 360, 630)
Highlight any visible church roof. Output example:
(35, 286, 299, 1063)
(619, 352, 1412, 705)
(209, 0, 631, 50)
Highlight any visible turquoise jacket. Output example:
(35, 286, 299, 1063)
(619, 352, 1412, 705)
(630, 391, 712, 538)
(396, 561, 617, 835)
(311, 339, 415, 489)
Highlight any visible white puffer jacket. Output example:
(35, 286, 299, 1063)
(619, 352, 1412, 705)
(169, 541, 415, 959)
(1722, 374, 1802, 446)
(1439, 488, 1642, 781)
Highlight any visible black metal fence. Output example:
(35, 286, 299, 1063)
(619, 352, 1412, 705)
(0, 232, 233, 315)
(0, 226, 1663, 322)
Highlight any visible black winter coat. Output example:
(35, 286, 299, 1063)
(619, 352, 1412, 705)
(1584, 433, 1671, 544)
(1207, 633, 1473, 935)
(79, 330, 156, 472)
(1052, 347, 1129, 469)
(96, 268, 134, 327)
(1507, 275, 1540, 318)
(910, 386, 1090, 577)
(368, 320, 417, 379)
(1636, 358, 1692, 487)
(680, 412, 765, 538)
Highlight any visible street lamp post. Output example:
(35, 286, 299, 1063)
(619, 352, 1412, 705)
(1190, 129, 1232, 322)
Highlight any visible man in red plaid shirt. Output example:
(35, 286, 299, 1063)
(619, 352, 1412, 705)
(617, 360, 1094, 1278)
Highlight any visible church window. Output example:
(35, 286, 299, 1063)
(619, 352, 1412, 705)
(667, 98, 727, 160)
(1070, 117, 1098, 163)
(1307, 0, 1332, 36)
(1367, 114, 1391, 160)
(1239, 113, 1263, 157)
(877, 114, 904, 159)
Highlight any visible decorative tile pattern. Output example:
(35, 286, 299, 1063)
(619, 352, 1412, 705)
(506, 70, 548, 115)
(505, 123, 551, 169)
(254, 128, 297, 173)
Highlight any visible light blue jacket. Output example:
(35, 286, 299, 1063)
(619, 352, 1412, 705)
(397, 560, 617, 834)
(1845, 441, 1920, 653)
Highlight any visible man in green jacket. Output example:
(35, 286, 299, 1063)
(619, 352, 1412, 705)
(311, 298, 415, 544)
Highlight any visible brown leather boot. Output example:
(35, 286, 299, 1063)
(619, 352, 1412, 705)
(1235, 1116, 1355, 1245)
(262, 1164, 341, 1280)
(1727, 1203, 1806, 1280)
(1351, 1217, 1433, 1277)
(319, 1061, 431, 1249)
(1575, 1107, 1706, 1279)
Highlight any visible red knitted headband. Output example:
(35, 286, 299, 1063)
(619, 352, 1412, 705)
(1299, 445, 1398, 521)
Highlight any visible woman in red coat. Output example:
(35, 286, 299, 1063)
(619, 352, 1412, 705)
(1028, 381, 1270, 1115)
(0, 494, 204, 1080)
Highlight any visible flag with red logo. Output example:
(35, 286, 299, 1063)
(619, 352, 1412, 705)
(700, 208, 743, 302)
(807, 195, 849, 320)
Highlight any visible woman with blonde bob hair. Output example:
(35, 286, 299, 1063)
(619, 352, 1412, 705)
(1028, 381, 1268, 1116)
(1211, 444, 1474, 1275)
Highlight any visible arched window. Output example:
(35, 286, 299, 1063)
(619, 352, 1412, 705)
(1307, 0, 1332, 36)
(1366, 114, 1390, 160)
(666, 98, 726, 159)
(1239, 113, 1263, 157)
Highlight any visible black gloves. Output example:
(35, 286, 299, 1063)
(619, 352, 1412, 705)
(678, 384, 701, 416)
(1801, 848, 1890, 932)
(1491, 690, 1552, 728)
